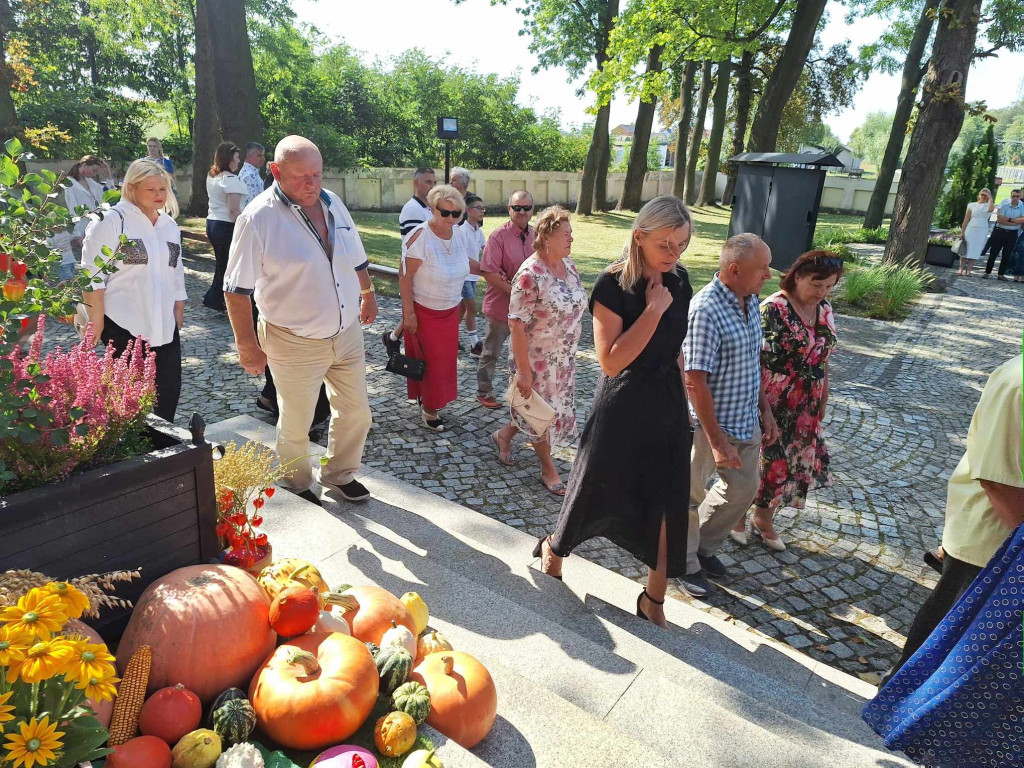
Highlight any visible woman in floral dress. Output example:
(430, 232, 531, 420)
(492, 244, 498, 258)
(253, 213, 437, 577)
(491, 206, 587, 495)
(732, 250, 843, 552)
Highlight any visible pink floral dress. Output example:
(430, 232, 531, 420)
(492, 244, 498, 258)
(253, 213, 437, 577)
(754, 293, 837, 510)
(507, 255, 588, 444)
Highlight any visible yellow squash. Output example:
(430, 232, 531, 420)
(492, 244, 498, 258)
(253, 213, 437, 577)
(257, 559, 331, 607)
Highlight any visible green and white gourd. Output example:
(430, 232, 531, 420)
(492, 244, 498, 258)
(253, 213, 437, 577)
(391, 681, 431, 725)
(375, 644, 413, 695)
(209, 688, 257, 746)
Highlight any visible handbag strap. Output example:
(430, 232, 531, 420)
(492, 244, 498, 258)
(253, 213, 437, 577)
(404, 330, 425, 360)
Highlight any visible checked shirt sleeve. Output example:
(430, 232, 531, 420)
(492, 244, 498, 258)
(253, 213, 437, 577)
(683, 302, 722, 374)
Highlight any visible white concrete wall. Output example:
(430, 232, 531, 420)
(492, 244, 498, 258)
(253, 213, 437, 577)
(30, 160, 901, 215)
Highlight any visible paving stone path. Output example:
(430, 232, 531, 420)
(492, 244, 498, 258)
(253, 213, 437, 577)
(47, 242, 1024, 675)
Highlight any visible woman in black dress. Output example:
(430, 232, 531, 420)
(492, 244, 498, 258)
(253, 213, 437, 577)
(532, 195, 693, 627)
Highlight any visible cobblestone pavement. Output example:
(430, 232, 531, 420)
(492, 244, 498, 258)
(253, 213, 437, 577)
(51, 243, 1023, 675)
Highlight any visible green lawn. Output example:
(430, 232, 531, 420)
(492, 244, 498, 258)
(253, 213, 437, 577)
(180, 207, 871, 298)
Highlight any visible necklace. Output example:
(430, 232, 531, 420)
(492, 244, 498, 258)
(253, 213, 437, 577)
(429, 223, 453, 254)
(788, 294, 817, 326)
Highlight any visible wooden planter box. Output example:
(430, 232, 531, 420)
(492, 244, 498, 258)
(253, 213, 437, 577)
(925, 242, 956, 268)
(0, 415, 218, 642)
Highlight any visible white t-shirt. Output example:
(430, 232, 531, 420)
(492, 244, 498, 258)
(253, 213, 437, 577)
(82, 200, 187, 347)
(403, 222, 470, 311)
(206, 172, 248, 222)
(457, 221, 485, 283)
(400, 196, 432, 239)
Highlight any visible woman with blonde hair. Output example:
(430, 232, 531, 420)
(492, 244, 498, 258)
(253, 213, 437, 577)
(400, 184, 480, 430)
(532, 195, 693, 627)
(82, 159, 186, 422)
(960, 188, 994, 276)
(144, 137, 174, 174)
(491, 205, 587, 494)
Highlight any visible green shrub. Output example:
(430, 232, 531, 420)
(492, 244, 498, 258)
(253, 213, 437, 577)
(836, 262, 931, 320)
(814, 226, 888, 247)
(837, 266, 885, 305)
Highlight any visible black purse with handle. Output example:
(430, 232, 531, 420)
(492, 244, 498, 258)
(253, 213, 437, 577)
(385, 331, 426, 381)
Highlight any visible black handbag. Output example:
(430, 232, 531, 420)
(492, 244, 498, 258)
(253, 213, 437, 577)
(385, 332, 426, 381)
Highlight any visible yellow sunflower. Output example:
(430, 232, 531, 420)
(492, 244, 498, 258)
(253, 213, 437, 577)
(9, 639, 74, 684)
(62, 641, 115, 687)
(4, 715, 64, 768)
(0, 624, 32, 667)
(0, 590, 67, 640)
(0, 691, 15, 724)
(76, 671, 119, 702)
(42, 582, 89, 621)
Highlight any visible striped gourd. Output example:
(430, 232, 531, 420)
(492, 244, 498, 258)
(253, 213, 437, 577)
(375, 644, 413, 695)
(210, 696, 256, 746)
(391, 681, 431, 725)
(108, 644, 152, 746)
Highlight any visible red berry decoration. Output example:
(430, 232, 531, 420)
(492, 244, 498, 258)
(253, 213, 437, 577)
(264, 487, 275, 498)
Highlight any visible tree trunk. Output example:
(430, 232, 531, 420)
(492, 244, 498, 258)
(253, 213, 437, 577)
(884, 0, 982, 266)
(684, 61, 712, 205)
(696, 59, 732, 207)
(202, 0, 263, 146)
(577, 101, 611, 215)
(722, 50, 754, 205)
(0, 0, 20, 147)
(595, 136, 612, 211)
(618, 45, 664, 211)
(591, 0, 619, 213)
(863, 0, 938, 229)
(672, 60, 698, 199)
(190, 0, 218, 214)
(746, 0, 827, 152)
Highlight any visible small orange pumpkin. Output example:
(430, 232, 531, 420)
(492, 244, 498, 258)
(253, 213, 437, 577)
(373, 710, 417, 757)
(137, 683, 201, 744)
(106, 735, 172, 768)
(249, 631, 379, 750)
(337, 586, 416, 645)
(410, 652, 496, 749)
(270, 586, 320, 637)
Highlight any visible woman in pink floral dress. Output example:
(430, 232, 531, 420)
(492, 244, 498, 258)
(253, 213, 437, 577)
(732, 250, 844, 551)
(491, 206, 587, 495)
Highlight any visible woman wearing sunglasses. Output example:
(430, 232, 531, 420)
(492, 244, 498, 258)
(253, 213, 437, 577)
(400, 184, 480, 430)
(731, 250, 844, 552)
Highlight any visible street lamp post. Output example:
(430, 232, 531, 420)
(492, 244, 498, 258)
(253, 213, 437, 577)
(437, 117, 460, 183)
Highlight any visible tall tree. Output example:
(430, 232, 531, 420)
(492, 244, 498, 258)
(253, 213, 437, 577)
(746, 0, 828, 152)
(618, 45, 664, 211)
(696, 57, 732, 206)
(684, 61, 712, 204)
(884, 0, 981, 265)
(672, 60, 697, 198)
(0, 0, 19, 146)
(861, 0, 938, 229)
(190, 0, 217, 212)
(722, 48, 754, 204)
(204, 0, 262, 146)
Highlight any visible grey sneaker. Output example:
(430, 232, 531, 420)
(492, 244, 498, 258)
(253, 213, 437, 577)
(698, 553, 728, 578)
(680, 571, 711, 597)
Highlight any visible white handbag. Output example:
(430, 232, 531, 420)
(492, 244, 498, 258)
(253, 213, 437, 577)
(950, 237, 965, 256)
(503, 376, 556, 440)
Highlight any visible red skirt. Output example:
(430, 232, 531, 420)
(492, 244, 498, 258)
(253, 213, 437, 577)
(406, 302, 460, 410)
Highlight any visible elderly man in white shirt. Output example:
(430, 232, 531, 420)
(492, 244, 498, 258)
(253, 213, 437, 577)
(224, 135, 378, 506)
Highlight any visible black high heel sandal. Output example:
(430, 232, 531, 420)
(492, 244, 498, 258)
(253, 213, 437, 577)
(532, 535, 562, 581)
(636, 589, 665, 622)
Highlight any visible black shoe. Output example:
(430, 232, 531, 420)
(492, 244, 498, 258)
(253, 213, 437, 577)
(697, 554, 727, 578)
(202, 298, 226, 312)
(998, 274, 1008, 281)
(679, 571, 711, 597)
(318, 474, 371, 502)
(382, 331, 401, 357)
(255, 395, 278, 416)
(636, 589, 664, 622)
(470, 341, 483, 357)
(289, 487, 322, 507)
(923, 548, 943, 574)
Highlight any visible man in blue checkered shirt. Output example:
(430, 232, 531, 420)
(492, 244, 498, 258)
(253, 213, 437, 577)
(681, 233, 779, 595)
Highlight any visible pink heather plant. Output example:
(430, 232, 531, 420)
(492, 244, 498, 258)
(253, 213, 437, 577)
(1, 316, 157, 490)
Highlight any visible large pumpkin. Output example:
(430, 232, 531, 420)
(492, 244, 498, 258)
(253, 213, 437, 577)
(338, 586, 416, 645)
(410, 652, 496, 749)
(63, 618, 113, 728)
(117, 565, 276, 705)
(248, 631, 378, 750)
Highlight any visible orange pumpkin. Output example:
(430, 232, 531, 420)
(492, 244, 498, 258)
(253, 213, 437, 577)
(117, 565, 277, 705)
(63, 618, 113, 728)
(270, 586, 320, 637)
(249, 631, 379, 750)
(106, 734, 172, 768)
(410, 652, 496, 749)
(338, 586, 416, 645)
(138, 684, 201, 744)
(373, 711, 417, 757)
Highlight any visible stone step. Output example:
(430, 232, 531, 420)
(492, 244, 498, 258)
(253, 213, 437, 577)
(207, 416, 910, 766)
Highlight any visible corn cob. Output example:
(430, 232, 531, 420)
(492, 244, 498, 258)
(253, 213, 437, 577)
(107, 644, 151, 746)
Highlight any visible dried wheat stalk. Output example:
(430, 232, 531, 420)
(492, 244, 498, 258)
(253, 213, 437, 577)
(0, 568, 141, 618)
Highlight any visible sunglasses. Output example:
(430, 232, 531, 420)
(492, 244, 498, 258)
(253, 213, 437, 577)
(811, 256, 844, 269)
(510, 204, 533, 212)
(437, 208, 462, 218)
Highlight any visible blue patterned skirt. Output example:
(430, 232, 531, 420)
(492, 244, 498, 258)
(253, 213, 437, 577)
(863, 524, 1024, 767)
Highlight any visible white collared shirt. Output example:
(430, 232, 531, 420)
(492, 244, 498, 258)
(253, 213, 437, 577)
(82, 200, 186, 347)
(224, 184, 369, 339)
(238, 162, 264, 210)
